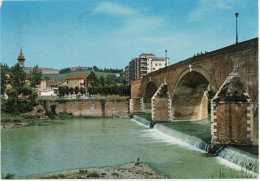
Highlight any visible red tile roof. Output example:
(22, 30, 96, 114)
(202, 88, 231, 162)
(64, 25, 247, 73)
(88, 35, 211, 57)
(66, 74, 88, 80)
(47, 81, 65, 86)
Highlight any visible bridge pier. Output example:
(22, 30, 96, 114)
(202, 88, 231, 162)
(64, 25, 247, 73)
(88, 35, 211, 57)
(130, 97, 144, 113)
(151, 82, 174, 122)
(211, 69, 256, 145)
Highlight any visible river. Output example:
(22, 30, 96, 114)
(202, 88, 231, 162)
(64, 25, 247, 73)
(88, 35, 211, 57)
(1, 118, 257, 178)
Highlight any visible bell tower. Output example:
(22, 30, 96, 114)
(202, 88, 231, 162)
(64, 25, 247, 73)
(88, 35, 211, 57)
(17, 49, 25, 68)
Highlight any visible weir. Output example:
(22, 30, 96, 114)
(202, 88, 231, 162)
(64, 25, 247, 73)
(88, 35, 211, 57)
(132, 114, 259, 173)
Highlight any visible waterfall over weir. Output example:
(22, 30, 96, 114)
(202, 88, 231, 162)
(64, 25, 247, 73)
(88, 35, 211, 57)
(154, 124, 210, 152)
(132, 115, 151, 128)
(218, 147, 259, 173)
(132, 115, 258, 173)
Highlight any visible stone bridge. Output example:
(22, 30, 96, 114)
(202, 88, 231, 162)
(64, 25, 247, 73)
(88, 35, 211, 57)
(130, 38, 258, 146)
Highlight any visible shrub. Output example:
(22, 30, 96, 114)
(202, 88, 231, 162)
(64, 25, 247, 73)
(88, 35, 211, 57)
(50, 104, 57, 115)
(45, 110, 55, 119)
(87, 172, 100, 178)
(3, 173, 15, 179)
(22, 114, 40, 119)
(79, 169, 88, 174)
(111, 173, 119, 177)
(37, 108, 44, 113)
(106, 94, 119, 99)
(58, 113, 74, 120)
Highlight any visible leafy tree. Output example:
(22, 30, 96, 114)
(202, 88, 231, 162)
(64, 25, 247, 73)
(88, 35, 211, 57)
(19, 86, 33, 97)
(65, 86, 70, 95)
(88, 85, 93, 95)
(100, 75, 105, 86)
(80, 87, 86, 95)
(58, 86, 66, 98)
(87, 71, 99, 87)
(30, 65, 42, 88)
(105, 75, 112, 85)
(69, 87, 74, 98)
(1, 68, 7, 95)
(5, 88, 18, 99)
(10, 63, 26, 89)
(74, 86, 79, 95)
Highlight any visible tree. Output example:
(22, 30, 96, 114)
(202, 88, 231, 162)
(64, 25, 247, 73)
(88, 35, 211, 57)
(1, 68, 7, 95)
(10, 63, 26, 89)
(87, 70, 99, 87)
(69, 87, 74, 99)
(100, 75, 105, 86)
(105, 75, 112, 85)
(65, 86, 70, 95)
(30, 65, 42, 88)
(80, 87, 86, 96)
(75, 86, 79, 95)
(58, 86, 66, 98)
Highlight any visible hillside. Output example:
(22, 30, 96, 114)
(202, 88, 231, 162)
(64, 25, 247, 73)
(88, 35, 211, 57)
(44, 70, 116, 81)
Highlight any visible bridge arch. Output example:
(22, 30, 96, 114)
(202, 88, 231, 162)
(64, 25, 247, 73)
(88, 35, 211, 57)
(172, 67, 215, 121)
(143, 81, 158, 111)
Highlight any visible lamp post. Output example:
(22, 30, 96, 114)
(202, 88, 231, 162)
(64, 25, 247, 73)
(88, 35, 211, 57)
(165, 50, 167, 59)
(235, 13, 239, 44)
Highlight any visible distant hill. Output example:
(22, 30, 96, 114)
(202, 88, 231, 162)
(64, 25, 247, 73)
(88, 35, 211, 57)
(43, 70, 116, 81)
(25, 67, 59, 74)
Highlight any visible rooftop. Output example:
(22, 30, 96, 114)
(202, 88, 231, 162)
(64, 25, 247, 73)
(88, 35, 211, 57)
(66, 74, 88, 80)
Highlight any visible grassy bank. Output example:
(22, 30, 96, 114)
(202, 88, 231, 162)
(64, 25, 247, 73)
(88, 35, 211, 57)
(1, 112, 78, 129)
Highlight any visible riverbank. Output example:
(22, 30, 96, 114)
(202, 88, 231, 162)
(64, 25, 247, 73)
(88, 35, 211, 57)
(21, 163, 167, 179)
(1, 113, 74, 130)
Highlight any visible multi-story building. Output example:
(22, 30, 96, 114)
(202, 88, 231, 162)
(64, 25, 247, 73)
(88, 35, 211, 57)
(66, 74, 88, 88)
(125, 66, 129, 83)
(125, 53, 169, 83)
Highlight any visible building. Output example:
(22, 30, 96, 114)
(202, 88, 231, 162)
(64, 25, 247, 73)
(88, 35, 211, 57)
(125, 53, 169, 83)
(125, 66, 129, 83)
(17, 49, 25, 68)
(66, 74, 88, 88)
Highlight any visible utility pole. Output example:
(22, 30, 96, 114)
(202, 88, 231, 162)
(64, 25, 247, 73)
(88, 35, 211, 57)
(235, 13, 239, 44)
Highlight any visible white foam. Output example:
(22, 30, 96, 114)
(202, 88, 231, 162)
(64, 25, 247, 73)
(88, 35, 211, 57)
(216, 157, 258, 177)
(130, 119, 150, 128)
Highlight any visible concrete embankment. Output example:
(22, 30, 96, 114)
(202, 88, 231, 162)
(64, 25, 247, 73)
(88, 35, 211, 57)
(41, 99, 130, 117)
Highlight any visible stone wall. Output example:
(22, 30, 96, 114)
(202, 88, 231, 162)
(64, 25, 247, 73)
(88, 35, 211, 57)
(44, 99, 129, 117)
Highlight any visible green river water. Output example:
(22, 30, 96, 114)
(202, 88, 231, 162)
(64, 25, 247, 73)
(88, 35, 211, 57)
(1, 118, 257, 178)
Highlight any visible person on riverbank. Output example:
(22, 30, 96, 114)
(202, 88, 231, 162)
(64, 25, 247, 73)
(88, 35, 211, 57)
(135, 158, 140, 166)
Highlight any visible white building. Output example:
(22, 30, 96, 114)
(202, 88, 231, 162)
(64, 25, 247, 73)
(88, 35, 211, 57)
(139, 53, 168, 77)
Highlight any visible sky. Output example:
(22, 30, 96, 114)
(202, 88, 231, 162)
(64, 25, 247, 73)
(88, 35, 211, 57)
(1, 0, 258, 70)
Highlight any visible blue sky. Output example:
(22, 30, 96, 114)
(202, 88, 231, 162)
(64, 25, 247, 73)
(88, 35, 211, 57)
(1, 0, 258, 70)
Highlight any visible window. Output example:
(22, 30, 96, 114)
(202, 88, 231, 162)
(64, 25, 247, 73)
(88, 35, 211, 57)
(155, 63, 158, 66)
(159, 63, 162, 66)
(153, 68, 155, 70)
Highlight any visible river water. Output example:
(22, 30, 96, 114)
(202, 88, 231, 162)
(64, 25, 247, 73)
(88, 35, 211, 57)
(1, 118, 257, 178)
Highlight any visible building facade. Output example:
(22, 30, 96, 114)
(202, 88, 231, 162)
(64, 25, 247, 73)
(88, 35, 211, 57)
(66, 74, 88, 88)
(125, 53, 169, 83)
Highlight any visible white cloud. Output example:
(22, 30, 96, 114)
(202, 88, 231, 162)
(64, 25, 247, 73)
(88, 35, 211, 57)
(93, 1, 134, 16)
(188, 0, 233, 22)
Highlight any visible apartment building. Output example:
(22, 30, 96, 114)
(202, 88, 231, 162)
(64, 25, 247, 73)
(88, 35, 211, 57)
(125, 53, 168, 83)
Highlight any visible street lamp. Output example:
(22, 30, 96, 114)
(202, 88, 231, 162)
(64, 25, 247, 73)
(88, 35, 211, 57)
(235, 13, 239, 44)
